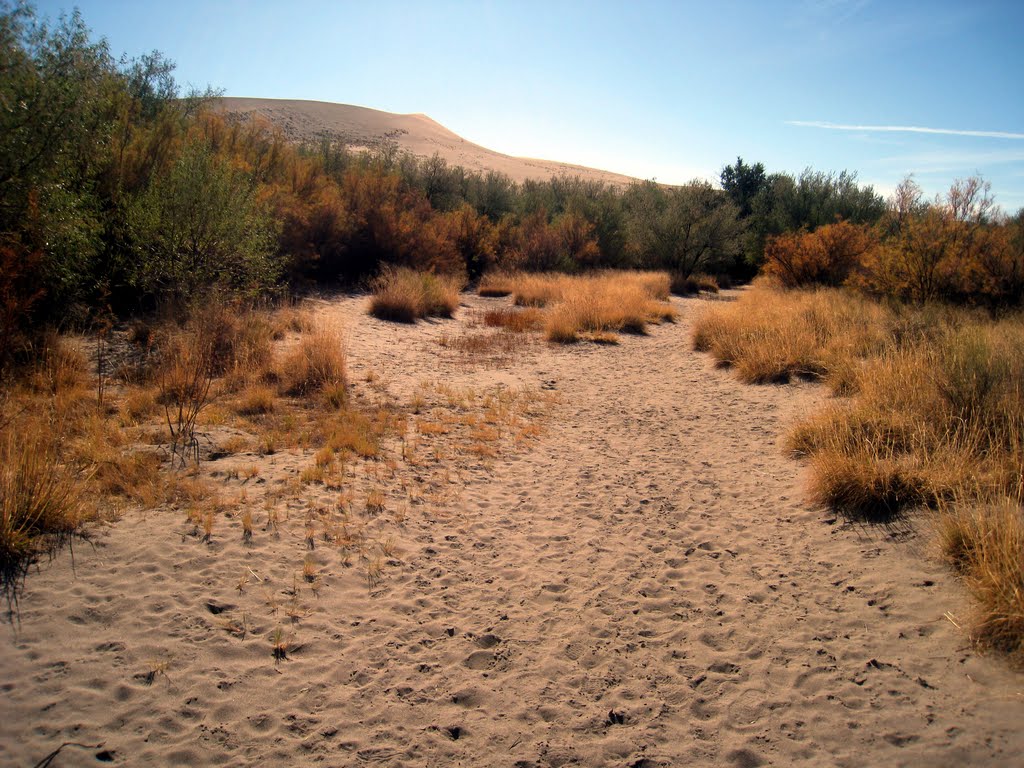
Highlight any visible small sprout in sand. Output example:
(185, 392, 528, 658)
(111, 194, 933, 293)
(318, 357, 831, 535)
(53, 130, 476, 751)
(236, 573, 249, 594)
(365, 370, 378, 385)
(139, 659, 170, 685)
(304, 520, 316, 550)
(215, 613, 248, 639)
(245, 464, 259, 480)
(379, 537, 398, 559)
(285, 595, 307, 623)
(366, 555, 384, 591)
(241, 510, 253, 543)
(302, 555, 318, 583)
(202, 510, 214, 543)
(366, 489, 385, 515)
(394, 503, 408, 526)
(262, 587, 279, 615)
(271, 627, 289, 662)
(266, 507, 280, 536)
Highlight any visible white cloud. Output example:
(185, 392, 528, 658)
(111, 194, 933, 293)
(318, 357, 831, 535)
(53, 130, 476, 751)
(787, 121, 1024, 141)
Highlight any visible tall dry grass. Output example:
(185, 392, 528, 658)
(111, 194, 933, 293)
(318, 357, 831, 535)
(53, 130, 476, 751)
(278, 322, 347, 398)
(481, 271, 674, 342)
(694, 283, 1024, 661)
(369, 267, 464, 323)
(1, 432, 90, 608)
(692, 282, 892, 390)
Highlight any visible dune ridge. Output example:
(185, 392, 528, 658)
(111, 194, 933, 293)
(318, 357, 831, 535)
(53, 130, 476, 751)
(216, 97, 639, 186)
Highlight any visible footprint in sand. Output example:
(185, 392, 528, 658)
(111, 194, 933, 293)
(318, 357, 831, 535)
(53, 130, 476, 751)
(725, 688, 768, 731)
(463, 650, 494, 670)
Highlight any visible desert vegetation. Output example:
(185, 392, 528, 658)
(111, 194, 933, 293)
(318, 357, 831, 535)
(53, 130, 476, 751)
(695, 266, 1024, 659)
(483, 271, 676, 343)
(2, 0, 1024, 720)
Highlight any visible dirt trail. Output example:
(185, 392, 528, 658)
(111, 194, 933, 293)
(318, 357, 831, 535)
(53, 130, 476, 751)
(2, 292, 1022, 767)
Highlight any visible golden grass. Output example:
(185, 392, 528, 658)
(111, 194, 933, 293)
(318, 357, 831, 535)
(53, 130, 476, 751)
(369, 267, 464, 322)
(0, 432, 90, 605)
(693, 282, 891, 388)
(478, 271, 674, 343)
(938, 500, 1024, 662)
(671, 272, 720, 295)
(477, 270, 516, 297)
(696, 282, 1024, 659)
(278, 322, 346, 397)
(479, 307, 544, 333)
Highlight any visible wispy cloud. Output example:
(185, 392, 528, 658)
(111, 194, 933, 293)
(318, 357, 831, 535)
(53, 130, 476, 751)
(787, 121, 1024, 141)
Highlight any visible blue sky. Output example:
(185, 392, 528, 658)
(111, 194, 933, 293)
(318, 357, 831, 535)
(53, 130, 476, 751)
(33, 0, 1024, 212)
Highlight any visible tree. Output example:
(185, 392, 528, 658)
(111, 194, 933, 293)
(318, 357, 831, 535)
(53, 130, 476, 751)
(128, 141, 279, 299)
(625, 181, 744, 278)
(0, 3, 116, 313)
(720, 156, 767, 219)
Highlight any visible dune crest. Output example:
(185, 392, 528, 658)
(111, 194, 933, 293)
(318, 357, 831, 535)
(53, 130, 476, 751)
(216, 97, 639, 186)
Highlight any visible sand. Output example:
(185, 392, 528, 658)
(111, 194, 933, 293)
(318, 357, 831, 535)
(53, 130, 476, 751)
(215, 98, 639, 187)
(2, 291, 1023, 767)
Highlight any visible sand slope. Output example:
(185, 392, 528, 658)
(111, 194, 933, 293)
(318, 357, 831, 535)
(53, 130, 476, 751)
(216, 98, 639, 186)
(2, 292, 1022, 767)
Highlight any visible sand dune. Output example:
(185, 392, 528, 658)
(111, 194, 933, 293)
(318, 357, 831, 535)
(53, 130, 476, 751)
(2, 291, 1022, 766)
(216, 97, 639, 186)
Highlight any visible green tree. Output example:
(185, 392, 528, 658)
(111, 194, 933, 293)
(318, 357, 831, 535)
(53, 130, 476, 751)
(0, 3, 117, 313)
(625, 181, 744, 278)
(720, 156, 767, 218)
(128, 141, 280, 299)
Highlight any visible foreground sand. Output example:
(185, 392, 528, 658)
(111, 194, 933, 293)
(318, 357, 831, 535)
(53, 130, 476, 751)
(2, 292, 1022, 767)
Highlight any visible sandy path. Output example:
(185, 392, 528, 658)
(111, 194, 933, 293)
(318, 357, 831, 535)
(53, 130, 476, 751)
(2, 293, 1022, 767)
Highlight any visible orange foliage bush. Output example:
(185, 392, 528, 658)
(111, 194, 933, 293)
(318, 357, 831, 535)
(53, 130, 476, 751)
(763, 220, 875, 289)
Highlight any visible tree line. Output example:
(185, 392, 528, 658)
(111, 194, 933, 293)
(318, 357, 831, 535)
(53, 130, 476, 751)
(2, 2, 1020, 369)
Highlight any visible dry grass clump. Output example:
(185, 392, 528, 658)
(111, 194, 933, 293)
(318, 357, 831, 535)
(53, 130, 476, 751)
(182, 300, 276, 389)
(692, 282, 891, 388)
(477, 271, 516, 297)
(278, 322, 346, 397)
(699, 283, 1024, 658)
(1, 432, 90, 607)
(480, 271, 674, 343)
(369, 267, 464, 322)
(234, 384, 276, 416)
(480, 307, 544, 333)
(671, 272, 719, 295)
(938, 500, 1024, 662)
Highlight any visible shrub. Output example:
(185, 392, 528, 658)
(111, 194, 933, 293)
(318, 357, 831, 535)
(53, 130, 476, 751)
(368, 267, 463, 322)
(762, 220, 876, 289)
(1, 433, 88, 608)
(279, 323, 347, 397)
